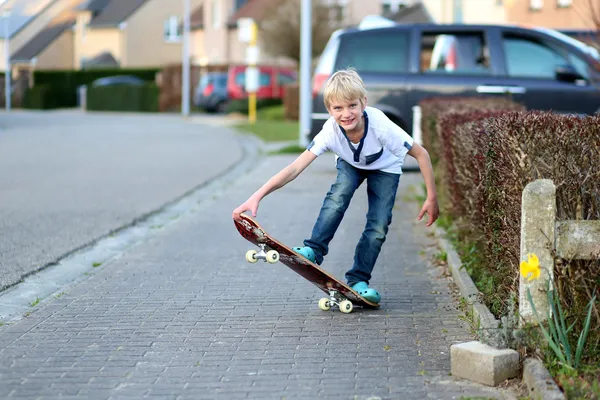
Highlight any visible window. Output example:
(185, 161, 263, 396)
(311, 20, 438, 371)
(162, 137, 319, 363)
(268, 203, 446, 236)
(235, 0, 248, 10)
(212, 0, 220, 29)
(164, 16, 181, 42)
(530, 0, 543, 10)
(278, 74, 296, 85)
(503, 36, 569, 79)
(235, 71, 271, 87)
(424, 33, 491, 75)
(329, 4, 345, 24)
(334, 31, 409, 73)
(381, 0, 406, 14)
(568, 53, 590, 79)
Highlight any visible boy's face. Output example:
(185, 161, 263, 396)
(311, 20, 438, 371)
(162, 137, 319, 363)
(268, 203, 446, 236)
(328, 97, 367, 133)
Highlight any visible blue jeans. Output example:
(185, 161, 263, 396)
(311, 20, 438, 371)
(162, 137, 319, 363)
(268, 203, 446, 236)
(304, 159, 400, 286)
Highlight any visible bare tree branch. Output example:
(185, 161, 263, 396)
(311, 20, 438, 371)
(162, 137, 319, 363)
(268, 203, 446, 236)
(259, 0, 337, 65)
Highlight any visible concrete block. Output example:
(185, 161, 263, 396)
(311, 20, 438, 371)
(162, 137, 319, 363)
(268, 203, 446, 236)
(451, 340, 519, 386)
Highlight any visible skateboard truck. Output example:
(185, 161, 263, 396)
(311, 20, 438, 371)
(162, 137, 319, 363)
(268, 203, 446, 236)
(245, 244, 280, 264)
(318, 289, 354, 313)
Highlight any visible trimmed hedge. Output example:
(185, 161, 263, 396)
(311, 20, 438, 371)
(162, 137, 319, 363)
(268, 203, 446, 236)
(32, 68, 159, 108)
(22, 85, 57, 109)
(86, 83, 159, 112)
(421, 98, 600, 367)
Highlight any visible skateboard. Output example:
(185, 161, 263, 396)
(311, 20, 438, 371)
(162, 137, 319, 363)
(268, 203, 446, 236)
(234, 214, 379, 313)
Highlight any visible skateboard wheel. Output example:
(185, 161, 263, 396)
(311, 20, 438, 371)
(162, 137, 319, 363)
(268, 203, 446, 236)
(339, 300, 353, 314)
(245, 250, 258, 263)
(318, 298, 331, 311)
(266, 250, 279, 264)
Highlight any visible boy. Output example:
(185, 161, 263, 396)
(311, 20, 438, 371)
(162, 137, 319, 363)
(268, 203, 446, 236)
(232, 69, 438, 303)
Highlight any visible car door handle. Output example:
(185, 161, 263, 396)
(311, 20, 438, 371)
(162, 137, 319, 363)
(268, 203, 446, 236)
(476, 85, 527, 94)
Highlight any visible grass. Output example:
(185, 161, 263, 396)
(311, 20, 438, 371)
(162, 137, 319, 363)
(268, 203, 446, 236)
(235, 119, 300, 142)
(552, 364, 600, 400)
(269, 144, 306, 155)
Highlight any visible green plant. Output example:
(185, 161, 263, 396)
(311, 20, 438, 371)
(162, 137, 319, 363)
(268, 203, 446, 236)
(522, 253, 597, 370)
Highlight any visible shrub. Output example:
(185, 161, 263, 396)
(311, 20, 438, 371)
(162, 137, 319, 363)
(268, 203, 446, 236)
(22, 85, 57, 109)
(86, 83, 159, 112)
(31, 68, 159, 108)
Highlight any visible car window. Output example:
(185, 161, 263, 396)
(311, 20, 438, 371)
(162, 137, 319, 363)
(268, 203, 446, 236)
(425, 32, 491, 75)
(503, 35, 569, 79)
(334, 31, 409, 73)
(216, 75, 228, 87)
(568, 53, 590, 80)
(235, 72, 272, 87)
(278, 74, 295, 84)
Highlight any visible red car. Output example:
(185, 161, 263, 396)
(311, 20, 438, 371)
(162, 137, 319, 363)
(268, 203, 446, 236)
(227, 65, 297, 100)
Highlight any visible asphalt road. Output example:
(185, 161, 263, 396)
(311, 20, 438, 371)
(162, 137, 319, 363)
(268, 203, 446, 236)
(0, 110, 245, 291)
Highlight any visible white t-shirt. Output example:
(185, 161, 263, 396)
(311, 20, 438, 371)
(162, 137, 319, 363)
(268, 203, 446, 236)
(307, 106, 414, 174)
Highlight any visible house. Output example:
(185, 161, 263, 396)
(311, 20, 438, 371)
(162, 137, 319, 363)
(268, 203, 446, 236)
(73, 0, 203, 69)
(420, 0, 507, 24)
(5, 0, 205, 73)
(11, 0, 83, 70)
(191, 0, 288, 68)
(0, 0, 77, 71)
(505, 0, 598, 30)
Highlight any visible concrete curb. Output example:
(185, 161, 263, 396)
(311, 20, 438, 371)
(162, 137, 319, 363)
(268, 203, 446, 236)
(522, 358, 566, 400)
(434, 226, 499, 332)
(434, 226, 565, 398)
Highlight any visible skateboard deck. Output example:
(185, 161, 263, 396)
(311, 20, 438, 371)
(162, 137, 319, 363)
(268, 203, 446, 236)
(234, 214, 379, 313)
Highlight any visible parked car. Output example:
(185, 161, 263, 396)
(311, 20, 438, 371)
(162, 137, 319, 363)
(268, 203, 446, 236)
(194, 72, 229, 113)
(310, 22, 600, 140)
(227, 65, 297, 101)
(90, 75, 145, 88)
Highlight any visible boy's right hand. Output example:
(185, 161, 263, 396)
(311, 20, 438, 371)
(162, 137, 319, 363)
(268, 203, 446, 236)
(232, 196, 260, 220)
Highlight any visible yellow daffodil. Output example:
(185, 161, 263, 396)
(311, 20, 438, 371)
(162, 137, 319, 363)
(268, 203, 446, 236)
(520, 253, 541, 281)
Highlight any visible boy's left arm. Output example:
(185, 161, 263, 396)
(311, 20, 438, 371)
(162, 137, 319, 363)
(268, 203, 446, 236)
(407, 142, 439, 227)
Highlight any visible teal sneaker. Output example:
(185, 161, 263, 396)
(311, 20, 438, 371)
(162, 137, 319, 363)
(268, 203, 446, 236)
(292, 246, 316, 263)
(351, 282, 381, 304)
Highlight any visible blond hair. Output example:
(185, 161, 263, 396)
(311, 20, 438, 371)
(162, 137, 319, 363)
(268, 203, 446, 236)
(323, 68, 367, 110)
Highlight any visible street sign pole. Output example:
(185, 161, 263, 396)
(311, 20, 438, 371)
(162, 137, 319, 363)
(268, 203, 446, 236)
(238, 18, 259, 125)
(247, 22, 258, 124)
(299, 0, 311, 147)
(182, 0, 191, 117)
(4, 8, 10, 112)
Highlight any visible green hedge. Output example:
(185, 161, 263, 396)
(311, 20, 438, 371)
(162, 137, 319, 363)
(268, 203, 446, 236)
(22, 85, 58, 109)
(32, 68, 159, 108)
(86, 83, 159, 112)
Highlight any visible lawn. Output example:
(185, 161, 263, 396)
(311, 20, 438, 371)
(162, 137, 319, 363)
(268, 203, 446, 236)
(235, 120, 300, 142)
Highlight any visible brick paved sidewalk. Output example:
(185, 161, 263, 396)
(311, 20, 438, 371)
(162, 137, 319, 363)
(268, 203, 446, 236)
(0, 153, 520, 399)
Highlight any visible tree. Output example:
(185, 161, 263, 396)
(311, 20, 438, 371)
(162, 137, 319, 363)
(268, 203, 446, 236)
(259, 0, 338, 65)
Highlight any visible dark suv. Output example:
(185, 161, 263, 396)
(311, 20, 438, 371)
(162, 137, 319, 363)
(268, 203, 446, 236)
(310, 23, 600, 139)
